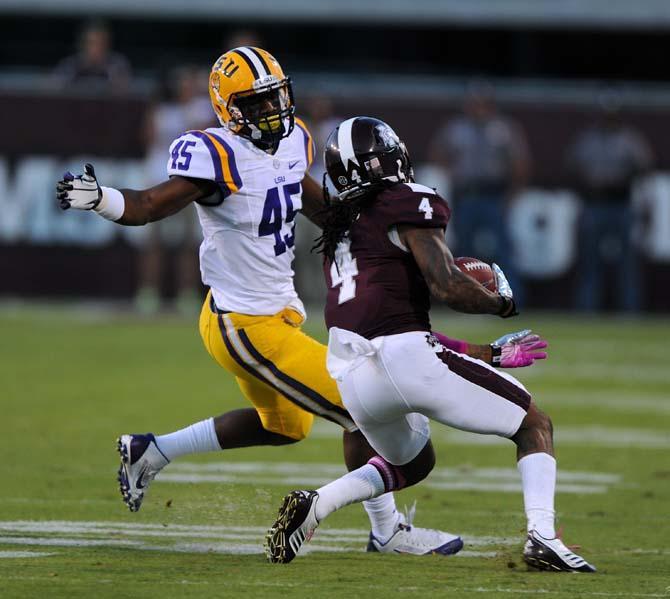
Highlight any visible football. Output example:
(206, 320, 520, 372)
(454, 256, 497, 292)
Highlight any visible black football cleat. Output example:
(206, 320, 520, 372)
(523, 530, 596, 573)
(265, 490, 319, 564)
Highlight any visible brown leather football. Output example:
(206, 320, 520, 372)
(454, 257, 497, 292)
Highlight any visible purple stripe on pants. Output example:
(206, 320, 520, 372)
(437, 350, 531, 412)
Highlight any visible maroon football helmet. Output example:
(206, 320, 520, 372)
(324, 116, 414, 200)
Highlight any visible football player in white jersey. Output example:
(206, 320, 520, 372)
(56, 47, 545, 556)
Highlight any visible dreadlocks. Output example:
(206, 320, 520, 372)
(312, 173, 375, 265)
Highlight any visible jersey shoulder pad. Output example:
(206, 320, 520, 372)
(375, 183, 450, 228)
(293, 117, 316, 168)
(166, 129, 243, 199)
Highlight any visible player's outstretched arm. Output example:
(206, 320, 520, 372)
(400, 225, 516, 317)
(299, 172, 327, 228)
(57, 163, 217, 225)
(432, 330, 548, 367)
(116, 176, 217, 225)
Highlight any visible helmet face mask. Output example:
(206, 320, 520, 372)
(209, 47, 295, 151)
(228, 79, 294, 148)
(324, 117, 414, 201)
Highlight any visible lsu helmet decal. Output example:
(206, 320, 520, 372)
(209, 46, 295, 150)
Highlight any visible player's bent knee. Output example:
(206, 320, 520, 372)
(529, 403, 553, 437)
(513, 403, 554, 453)
(258, 410, 314, 444)
(401, 440, 435, 487)
(541, 410, 554, 438)
(519, 403, 551, 433)
(367, 441, 435, 491)
(263, 429, 303, 445)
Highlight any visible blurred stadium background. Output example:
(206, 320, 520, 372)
(1, 0, 670, 314)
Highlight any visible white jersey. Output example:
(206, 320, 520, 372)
(166, 119, 315, 316)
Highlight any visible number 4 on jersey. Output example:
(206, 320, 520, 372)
(331, 239, 359, 304)
(418, 197, 433, 219)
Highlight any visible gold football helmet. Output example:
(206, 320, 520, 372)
(209, 46, 295, 150)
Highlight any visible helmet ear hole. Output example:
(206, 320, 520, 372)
(367, 156, 383, 177)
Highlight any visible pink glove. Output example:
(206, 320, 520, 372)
(492, 329, 548, 368)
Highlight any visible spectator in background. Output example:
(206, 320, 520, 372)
(135, 66, 215, 315)
(224, 29, 262, 52)
(429, 80, 530, 305)
(53, 20, 131, 93)
(305, 95, 341, 181)
(430, 81, 530, 301)
(566, 90, 653, 312)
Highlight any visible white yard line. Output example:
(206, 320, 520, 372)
(233, 580, 669, 597)
(309, 420, 670, 448)
(427, 426, 670, 448)
(0, 536, 144, 548)
(0, 520, 517, 557)
(0, 551, 55, 558)
(513, 362, 669, 385)
(157, 473, 610, 494)
(168, 461, 621, 482)
(440, 589, 668, 598)
(157, 461, 620, 494)
(540, 391, 670, 415)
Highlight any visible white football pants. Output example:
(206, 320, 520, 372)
(327, 328, 530, 466)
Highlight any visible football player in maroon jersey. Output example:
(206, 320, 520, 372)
(266, 117, 595, 573)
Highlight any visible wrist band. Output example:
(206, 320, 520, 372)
(498, 297, 517, 318)
(95, 186, 125, 221)
(490, 344, 502, 365)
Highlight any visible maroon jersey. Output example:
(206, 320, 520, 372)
(324, 182, 450, 339)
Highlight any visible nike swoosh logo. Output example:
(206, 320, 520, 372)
(135, 465, 149, 490)
(289, 160, 300, 169)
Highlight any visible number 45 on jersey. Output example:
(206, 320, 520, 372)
(259, 182, 301, 256)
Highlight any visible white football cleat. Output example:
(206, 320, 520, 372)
(266, 490, 320, 563)
(117, 433, 169, 512)
(523, 530, 596, 573)
(366, 503, 463, 556)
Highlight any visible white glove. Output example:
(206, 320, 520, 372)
(491, 263, 518, 318)
(56, 163, 102, 211)
(492, 263, 513, 299)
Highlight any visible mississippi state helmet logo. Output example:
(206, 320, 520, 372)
(375, 123, 400, 149)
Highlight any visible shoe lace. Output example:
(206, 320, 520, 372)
(397, 501, 449, 547)
(399, 501, 417, 530)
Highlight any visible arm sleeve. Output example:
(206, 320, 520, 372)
(166, 130, 243, 199)
(432, 331, 468, 354)
(377, 184, 451, 229)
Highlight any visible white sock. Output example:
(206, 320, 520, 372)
(155, 418, 221, 461)
(315, 464, 385, 522)
(518, 452, 557, 538)
(363, 493, 400, 543)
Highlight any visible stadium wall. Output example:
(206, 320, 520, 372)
(1, 92, 668, 310)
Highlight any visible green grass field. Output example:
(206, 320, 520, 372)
(2, 305, 669, 598)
